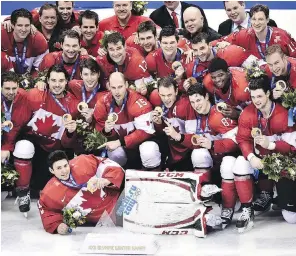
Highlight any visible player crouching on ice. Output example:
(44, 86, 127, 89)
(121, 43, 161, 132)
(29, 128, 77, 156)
(37, 150, 124, 234)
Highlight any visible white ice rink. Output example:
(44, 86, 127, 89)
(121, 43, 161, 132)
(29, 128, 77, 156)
(2, 197, 296, 256)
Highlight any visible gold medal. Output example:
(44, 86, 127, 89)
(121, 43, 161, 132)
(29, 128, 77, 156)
(107, 113, 118, 123)
(251, 128, 262, 138)
(172, 61, 182, 71)
(154, 106, 163, 117)
(191, 134, 201, 146)
(77, 102, 88, 112)
(3, 120, 13, 130)
(216, 102, 227, 112)
(275, 80, 287, 91)
(62, 114, 72, 124)
(188, 77, 197, 85)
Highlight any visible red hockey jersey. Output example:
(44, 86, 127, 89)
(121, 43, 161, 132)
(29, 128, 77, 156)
(93, 89, 155, 149)
(1, 51, 14, 72)
(25, 88, 79, 152)
(1, 89, 31, 151)
(203, 67, 250, 107)
(236, 103, 295, 158)
(1, 26, 48, 74)
(80, 31, 104, 58)
(38, 154, 124, 234)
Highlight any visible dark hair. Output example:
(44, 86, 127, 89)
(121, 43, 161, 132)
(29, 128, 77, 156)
(183, 5, 209, 40)
(223, 1, 245, 9)
(137, 20, 157, 37)
(159, 26, 179, 42)
(80, 58, 101, 74)
(208, 57, 229, 73)
(192, 32, 210, 45)
(48, 150, 69, 169)
(78, 10, 99, 27)
(187, 82, 208, 97)
(248, 75, 271, 94)
(1, 71, 19, 87)
(55, 1, 74, 7)
(60, 29, 80, 44)
(11, 8, 32, 25)
(46, 64, 70, 82)
(157, 76, 178, 91)
(250, 4, 269, 19)
(105, 32, 125, 48)
(39, 3, 59, 17)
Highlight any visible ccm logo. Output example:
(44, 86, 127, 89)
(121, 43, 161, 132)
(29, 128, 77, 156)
(157, 173, 184, 178)
(162, 230, 188, 235)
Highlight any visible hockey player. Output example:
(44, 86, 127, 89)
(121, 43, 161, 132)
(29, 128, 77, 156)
(96, 32, 152, 93)
(202, 57, 250, 120)
(236, 74, 295, 216)
(39, 30, 89, 80)
(93, 72, 161, 171)
(1, 8, 49, 75)
(212, 4, 296, 59)
(265, 44, 296, 99)
(38, 150, 124, 234)
(1, 51, 14, 72)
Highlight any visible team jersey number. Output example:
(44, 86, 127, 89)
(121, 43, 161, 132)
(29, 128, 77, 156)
(221, 118, 233, 127)
(139, 60, 148, 72)
(135, 99, 147, 108)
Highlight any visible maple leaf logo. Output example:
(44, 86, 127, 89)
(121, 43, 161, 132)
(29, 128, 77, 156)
(115, 125, 135, 138)
(173, 125, 180, 133)
(35, 115, 60, 138)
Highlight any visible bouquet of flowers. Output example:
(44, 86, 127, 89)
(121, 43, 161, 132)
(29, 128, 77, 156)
(262, 153, 296, 182)
(83, 129, 108, 152)
(33, 69, 48, 87)
(76, 119, 92, 137)
(282, 90, 296, 109)
(62, 206, 87, 232)
(132, 1, 148, 16)
(18, 72, 32, 91)
(245, 62, 266, 82)
(1, 164, 19, 187)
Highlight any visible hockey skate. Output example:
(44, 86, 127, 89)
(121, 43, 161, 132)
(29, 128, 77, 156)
(221, 208, 234, 229)
(236, 207, 254, 233)
(15, 187, 31, 218)
(253, 191, 272, 215)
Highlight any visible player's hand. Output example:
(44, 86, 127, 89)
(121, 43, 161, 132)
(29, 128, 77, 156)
(254, 135, 270, 149)
(71, 25, 81, 36)
(30, 24, 37, 35)
(57, 223, 70, 235)
(35, 81, 47, 91)
(97, 48, 107, 57)
(197, 136, 212, 149)
(221, 106, 240, 120)
(133, 32, 140, 45)
(64, 120, 77, 133)
(184, 45, 193, 64)
(183, 78, 192, 92)
(272, 88, 284, 100)
(216, 41, 230, 49)
(152, 110, 162, 125)
(135, 78, 147, 96)
(249, 155, 263, 170)
(2, 20, 12, 32)
(106, 140, 121, 151)
(87, 176, 98, 193)
(174, 65, 185, 83)
(80, 47, 89, 56)
(81, 108, 94, 123)
(1, 150, 10, 164)
(163, 119, 181, 141)
(104, 120, 116, 133)
(97, 178, 111, 189)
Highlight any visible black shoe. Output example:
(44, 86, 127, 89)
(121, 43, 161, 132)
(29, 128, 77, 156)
(253, 191, 272, 215)
(221, 208, 234, 229)
(236, 207, 254, 233)
(15, 187, 31, 213)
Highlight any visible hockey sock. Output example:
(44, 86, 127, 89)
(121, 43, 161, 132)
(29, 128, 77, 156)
(221, 179, 237, 208)
(14, 158, 32, 188)
(234, 174, 253, 204)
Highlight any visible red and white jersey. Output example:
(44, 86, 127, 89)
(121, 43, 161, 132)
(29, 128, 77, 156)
(94, 89, 155, 149)
(212, 27, 296, 59)
(203, 67, 250, 108)
(99, 15, 152, 40)
(39, 51, 89, 80)
(125, 34, 146, 56)
(1, 51, 14, 72)
(68, 80, 107, 109)
(146, 48, 186, 78)
(1, 89, 31, 151)
(185, 45, 248, 79)
(265, 57, 296, 90)
(181, 105, 239, 154)
(25, 88, 79, 152)
(38, 154, 124, 234)
(96, 47, 151, 83)
(154, 96, 191, 163)
(1, 26, 48, 74)
(237, 103, 295, 158)
(80, 31, 104, 58)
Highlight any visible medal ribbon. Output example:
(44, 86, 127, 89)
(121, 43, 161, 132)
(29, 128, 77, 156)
(192, 48, 216, 79)
(61, 55, 80, 80)
(60, 173, 87, 189)
(13, 39, 27, 74)
(257, 102, 275, 132)
(1, 94, 13, 121)
(50, 92, 69, 113)
(82, 84, 100, 104)
(256, 27, 271, 60)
